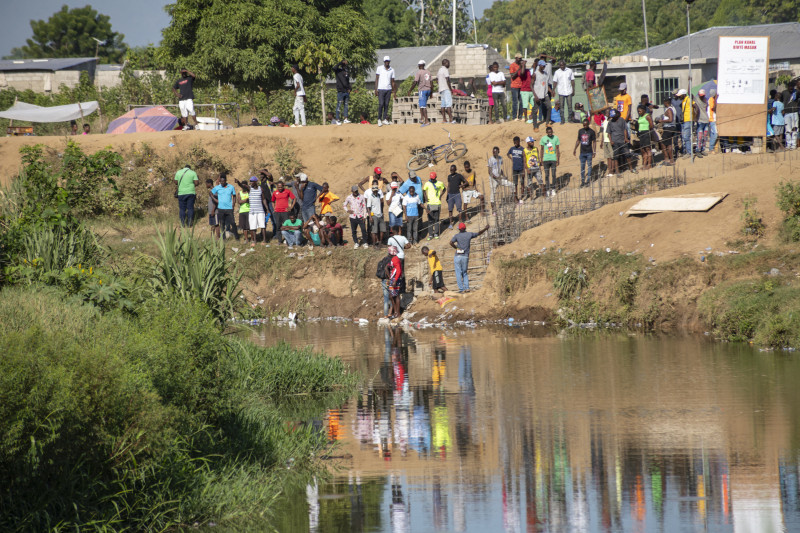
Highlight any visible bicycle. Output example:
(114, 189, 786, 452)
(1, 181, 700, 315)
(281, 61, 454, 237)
(406, 129, 468, 171)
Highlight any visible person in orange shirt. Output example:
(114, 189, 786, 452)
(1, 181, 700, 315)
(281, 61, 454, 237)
(509, 52, 524, 121)
(317, 182, 339, 216)
(614, 83, 633, 120)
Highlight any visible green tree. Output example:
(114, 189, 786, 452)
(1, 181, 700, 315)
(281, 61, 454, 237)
(363, 0, 417, 48)
(416, 0, 474, 46)
(537, 34, 624, 64)
(7, 5, 127, 63)
(161, 0, 376, 92)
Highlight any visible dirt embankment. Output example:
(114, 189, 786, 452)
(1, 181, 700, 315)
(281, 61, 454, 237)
(5, 123, 800, 330)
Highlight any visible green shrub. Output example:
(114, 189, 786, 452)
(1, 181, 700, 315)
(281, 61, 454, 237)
(150, 227, 243, 325)
(741, 196, 765, 238)
(553, 265, 588, 300)
(776, 180, 800, 242)
(0, 286, 358, 530)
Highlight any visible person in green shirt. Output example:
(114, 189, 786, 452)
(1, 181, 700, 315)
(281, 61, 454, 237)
(281, 213, 303, 248)
(174, 165, 199, 226)
(237, 184, 252, 245)
(423, 171, 446, 240)
(539, 127, 560, 197)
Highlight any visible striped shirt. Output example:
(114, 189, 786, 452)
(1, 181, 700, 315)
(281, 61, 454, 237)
(248, 186, 264, 214)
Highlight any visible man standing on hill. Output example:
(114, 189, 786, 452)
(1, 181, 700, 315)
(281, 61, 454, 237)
(363, 180, 386, 246)
(271, 180, 296, 244)
(488, 62, 507, 124)
(446, 164, 469, 229)
(449, 223, 489, 293)
(344, 186, 368, 248)
(173, 68, 197, 128)
(174, 164, 199, 227)
(211, 173, 238, 241)
(294, 173, 323, 222)
(573, 118, 597, 187)
(783, 80, 798, 150)
(375, 56, 396, 127)
(438, 59, 454, 124)
(291, 64, 306, 127)
(614, 83, 632, 122)
(552, 61, 575, 124)
(423, 171, 446, 240)
(407, 60, 432, 127)
(532, 60, 552, 132)
(333, 59, 351, 125)
(509, 53, 524, 121)
(540, 126, 560, 197)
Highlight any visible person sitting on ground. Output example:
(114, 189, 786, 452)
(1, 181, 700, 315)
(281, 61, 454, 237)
(82, 123, 90, 135)
(269, 116, 280, 127)
(359, 113, 370, 125)
(574, 102, 587, 123)
(421, 246, 447, 293)
(70, 120, 78, 135)
(281, 213, 303, 248)
(251, 117, 262, 126)
(303, 214, 324, 247)
(205, 177, 220, 238)
(324, 215, 344, 246)
(385, 245, 403, 319)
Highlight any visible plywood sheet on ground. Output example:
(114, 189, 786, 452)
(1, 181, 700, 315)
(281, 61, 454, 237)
(626, 193, 727, 215)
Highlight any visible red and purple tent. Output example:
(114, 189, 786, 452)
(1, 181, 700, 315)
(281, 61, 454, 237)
(106, 106, 178, 134)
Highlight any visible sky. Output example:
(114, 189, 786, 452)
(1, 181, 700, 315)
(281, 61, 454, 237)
(1, 0, 495, 59)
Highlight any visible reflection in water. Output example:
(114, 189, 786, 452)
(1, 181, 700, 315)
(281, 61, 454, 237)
(261, 324, 800, 532)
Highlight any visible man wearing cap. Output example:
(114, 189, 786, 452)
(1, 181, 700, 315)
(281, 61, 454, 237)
(552, 60, 575, 124)
(386, 180, 405, 229)
(375, 56, 396, 127)
(364, 179, 386, 245)
(510, 53, 524, 121)
(290, 64, 306, 127)
(245, 176, 267, 245)
(613, 83, 632, 122)
(450, 223, 490, 293)
(358, 167, 388, 191)
(532, 60, 553, 132)
(343, 185, 368, 248)
(294, 173, 324, 222)
(438, 59, 455, 124)
(408, 60, 432, 126)
(399, 170, 423, 198)
(173, 68, 197, 127)
(333, 59, 351, 125)
(488, 61, 507, 123)
(573, 118, 597, 187)
(608, 109, 635, 174)
(423, 171, 446, 240)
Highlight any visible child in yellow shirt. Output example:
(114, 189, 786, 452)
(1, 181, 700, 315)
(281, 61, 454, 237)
(421, 246, 447, 293)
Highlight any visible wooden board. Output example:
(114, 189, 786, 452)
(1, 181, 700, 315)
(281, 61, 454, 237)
(626, 193, 727, 215)
(586, 85, 610, 115)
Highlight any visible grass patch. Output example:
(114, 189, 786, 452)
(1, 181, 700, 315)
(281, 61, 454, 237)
(0, 286, 358, 531)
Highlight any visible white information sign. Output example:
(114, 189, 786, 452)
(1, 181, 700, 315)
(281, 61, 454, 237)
(717, 36, 769, 105)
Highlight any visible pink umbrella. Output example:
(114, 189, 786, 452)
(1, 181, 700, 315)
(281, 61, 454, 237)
(106, 106, 178, 134)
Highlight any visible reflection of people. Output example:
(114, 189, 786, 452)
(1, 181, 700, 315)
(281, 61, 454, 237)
(390, 474, 411, 533)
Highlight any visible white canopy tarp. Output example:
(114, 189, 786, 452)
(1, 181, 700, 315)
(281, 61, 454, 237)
(0, 101, 99, 123)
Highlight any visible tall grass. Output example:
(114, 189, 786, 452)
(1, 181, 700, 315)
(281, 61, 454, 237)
(0, 286, 359, 531)
(150, 227, 243, 325)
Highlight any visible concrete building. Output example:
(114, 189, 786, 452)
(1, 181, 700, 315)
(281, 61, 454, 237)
(0, 57, 97, 93)
(95, 64, 167, 89)
(361, 43, 510, 91)
(595, 23, 800, 112)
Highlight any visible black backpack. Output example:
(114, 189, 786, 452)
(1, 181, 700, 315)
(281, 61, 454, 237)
(376, 255, 391, 279)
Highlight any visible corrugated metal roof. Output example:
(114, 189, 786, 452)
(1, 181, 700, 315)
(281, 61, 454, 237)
(631, 23, 800, 61)
(367, 46, 451, 80)
(0, 57, 97, 71)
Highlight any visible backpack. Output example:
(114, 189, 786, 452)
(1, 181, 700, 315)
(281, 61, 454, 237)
(376, 255, 392, 279)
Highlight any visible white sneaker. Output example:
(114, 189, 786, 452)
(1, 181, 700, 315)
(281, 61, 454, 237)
(331, 120, 339, 125)
(383, 119, 391, 125)
(290, 124, 297, 128)
(342, 119, 351, 124)
(378, 121, 383, 127)
(362, 244, 369, 249)
(354, 243, 360, 249)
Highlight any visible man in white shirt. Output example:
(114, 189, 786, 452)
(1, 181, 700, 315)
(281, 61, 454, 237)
(437, 59, 454, 124)
(290, 64, 306, 127)
(552, 60, 575, 125)
(374, 56, 396, 127)
(488, 61, 507, 124)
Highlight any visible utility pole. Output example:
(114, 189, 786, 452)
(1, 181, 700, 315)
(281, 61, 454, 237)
(452, 0, 456, 46)
(686, 0, 694, 163)
(642, 0, 652, 97)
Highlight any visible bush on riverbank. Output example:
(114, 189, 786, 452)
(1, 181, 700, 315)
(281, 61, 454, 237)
(0, 286, 357, 530)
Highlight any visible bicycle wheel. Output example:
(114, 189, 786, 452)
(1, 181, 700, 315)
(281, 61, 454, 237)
(445, 143, 468, 163)
(407, 152, 432, 171)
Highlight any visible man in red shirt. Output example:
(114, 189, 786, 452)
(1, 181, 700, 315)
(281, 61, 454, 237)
(509, 53, 524, 121)
(270, 180, 296, 243)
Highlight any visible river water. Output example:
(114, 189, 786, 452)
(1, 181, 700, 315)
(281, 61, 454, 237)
(249, 323, 800, 533)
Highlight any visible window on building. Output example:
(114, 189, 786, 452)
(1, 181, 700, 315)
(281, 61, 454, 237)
(655, 78, 680, 106)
